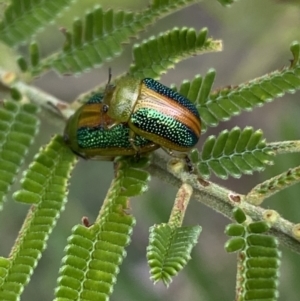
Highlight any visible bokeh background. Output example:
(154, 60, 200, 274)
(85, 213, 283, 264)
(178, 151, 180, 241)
(1, 0, 300, 300)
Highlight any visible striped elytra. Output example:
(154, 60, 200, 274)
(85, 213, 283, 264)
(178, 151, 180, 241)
(103, 76, 201, 152)
(63, 93, 159, 160)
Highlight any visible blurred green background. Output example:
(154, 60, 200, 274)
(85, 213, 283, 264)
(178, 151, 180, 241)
(1, 0, 300, 300)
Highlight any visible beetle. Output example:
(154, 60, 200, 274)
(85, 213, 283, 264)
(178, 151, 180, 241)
(102, 76, 201, 155)
(63, 93, 159, 160)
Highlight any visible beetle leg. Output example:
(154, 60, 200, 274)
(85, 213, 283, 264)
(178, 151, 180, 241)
(47, 101, 68, 120)
(133, 151, 141, 162)
(105, 121, 121, 130)
(162, 147, 194, 173)
(129, 130, 140, 154)
(184, 155, 194, 173)
(162, 147, 174, 157)
(98, 121, 120, 130)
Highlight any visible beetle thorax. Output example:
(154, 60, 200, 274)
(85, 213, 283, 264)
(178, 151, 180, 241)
(108, 77, 141, 122)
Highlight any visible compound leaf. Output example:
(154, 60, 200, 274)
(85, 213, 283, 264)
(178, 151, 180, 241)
(0, 0, 76, 47)
(0, 136, 76, 301)
(54, 156, 151, 300)
(191, 127, 274, 179)
(0, 100, 39, 209)
(225, 209, 281, 301)
(147, 224, 201, 286)
(34, 0, 200, 76)
(129, 28, 221, 79)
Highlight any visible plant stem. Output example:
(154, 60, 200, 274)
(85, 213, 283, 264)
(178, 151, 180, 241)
(148, 153, 300, 254)
(0, 68, 73, 118)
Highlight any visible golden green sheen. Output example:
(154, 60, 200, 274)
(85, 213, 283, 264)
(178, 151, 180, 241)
(105, 77, 140, 122)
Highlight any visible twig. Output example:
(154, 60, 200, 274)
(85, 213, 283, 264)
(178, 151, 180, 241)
(148, 153, 300, 254)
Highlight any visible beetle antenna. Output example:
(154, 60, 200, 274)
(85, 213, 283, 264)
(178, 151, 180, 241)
(107, 67, 112, 86)
(104, 67, 113, 95)
(100, 68, 112, 128)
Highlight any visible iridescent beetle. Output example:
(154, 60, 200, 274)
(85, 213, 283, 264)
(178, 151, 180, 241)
(101, 74, 201, 157)
(63, 93, 159, 160)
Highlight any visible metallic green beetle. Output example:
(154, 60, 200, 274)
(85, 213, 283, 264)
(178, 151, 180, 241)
(102, 76, 201, 154)
(64, 94, 159, 160)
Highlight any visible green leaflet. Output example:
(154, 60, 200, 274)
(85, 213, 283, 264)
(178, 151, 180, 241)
(0, 258, 10, 287)
(147, 224, 201, 286)
(204, 46, 300, 130)
(77, 28, 221, 104)
(0, 0, 77, 47)
(190, 127, 274, 179)
(247, 165, 300, 205)
(225, 208, 281, 301)
(41, 8, 137, 75)
(129, 28, 222, 79)
(14, 135, 77, 204)
(0, 135, 76, 300)
(54, 221, 134, 301)
(0, 100, 39, 209)
(30, 41, 39, 67)
(31, 0, 200, 76)
(217, 0, 238, 6)
(54, 157, 151, 301)
(167, 42, 300, 134)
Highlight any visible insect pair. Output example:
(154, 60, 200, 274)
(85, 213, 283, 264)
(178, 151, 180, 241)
(64, 73, 202, 166)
